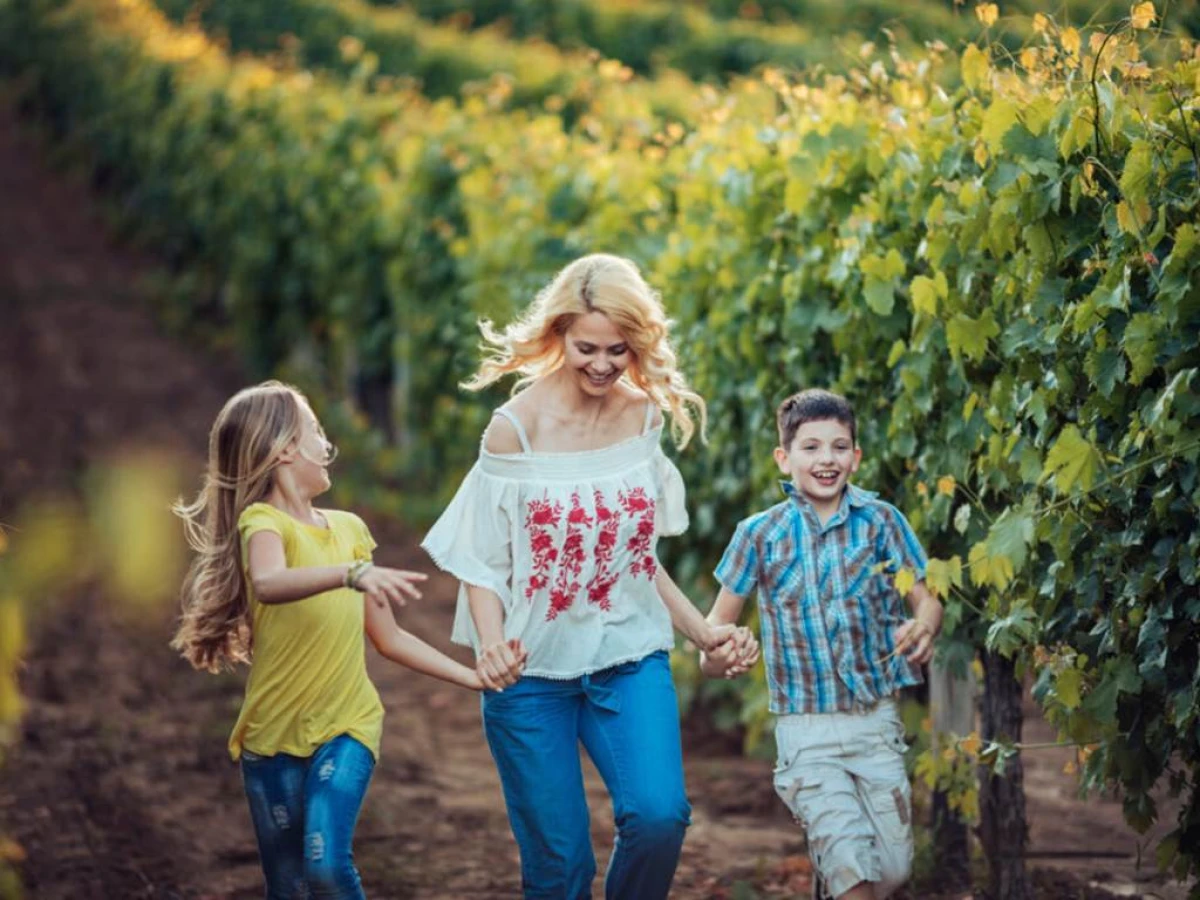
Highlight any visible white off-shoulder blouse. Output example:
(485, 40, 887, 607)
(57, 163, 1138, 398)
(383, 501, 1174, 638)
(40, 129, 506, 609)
(421, 407, 688, 680)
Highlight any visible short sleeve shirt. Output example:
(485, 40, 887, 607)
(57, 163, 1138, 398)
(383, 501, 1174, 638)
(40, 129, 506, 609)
(715, 482, 928, 714)
(230, 503, 383, 760)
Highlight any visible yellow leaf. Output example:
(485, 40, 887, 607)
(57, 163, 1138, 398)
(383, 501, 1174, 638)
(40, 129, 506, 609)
(1020, 48, 1039, 70)
(975, 3, 999, 27)
(1062, 27, 1081, 56)
(1116, 199, 1150, 235)
(1033, 12, 1051, 34)
(962, 43, 990, 92)
(1130, 2, 1156, 30)
(1063, 759, 1078, 775)
(937, 475, 957, 496)
(960, 732, 982, 758)
(894, 567, 917, 598)
(974, 142, 990, 168)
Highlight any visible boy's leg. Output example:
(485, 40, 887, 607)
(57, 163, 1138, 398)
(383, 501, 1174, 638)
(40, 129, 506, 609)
(846, 702, 913, 900)
(302, 734, 376, 899)
(578, 650, 691, 900)
(774, 714, 883, 900)
(483, 677, 596, 900)
(240, 749, 309, 900)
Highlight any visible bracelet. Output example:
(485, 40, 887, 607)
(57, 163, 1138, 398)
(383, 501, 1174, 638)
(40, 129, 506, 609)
(344, 559, 373, 590)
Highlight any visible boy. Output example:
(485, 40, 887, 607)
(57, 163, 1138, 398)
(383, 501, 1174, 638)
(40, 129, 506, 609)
(703, 388, 942, 900)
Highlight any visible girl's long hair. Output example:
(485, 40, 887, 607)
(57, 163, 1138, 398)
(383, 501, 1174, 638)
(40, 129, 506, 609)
(463, 253, 708, 448)
(171, 381, 304, 672)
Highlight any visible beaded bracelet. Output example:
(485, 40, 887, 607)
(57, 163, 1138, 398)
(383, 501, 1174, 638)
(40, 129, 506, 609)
(344, 559, 373, 590)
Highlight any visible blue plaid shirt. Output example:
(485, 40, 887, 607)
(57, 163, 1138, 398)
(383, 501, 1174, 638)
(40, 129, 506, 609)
(715, 482, 928, 715)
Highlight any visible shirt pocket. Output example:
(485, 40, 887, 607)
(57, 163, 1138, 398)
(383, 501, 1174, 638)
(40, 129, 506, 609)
(762, 535, 803, 603)
(841, 539, 878, 597)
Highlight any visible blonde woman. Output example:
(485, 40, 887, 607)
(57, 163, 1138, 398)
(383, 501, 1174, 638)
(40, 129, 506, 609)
(423, 254, 758, 899)
(172, 381, 525, 898)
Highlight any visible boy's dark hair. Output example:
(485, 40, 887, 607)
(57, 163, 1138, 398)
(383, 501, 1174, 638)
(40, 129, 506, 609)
(776, 389, 857, 449)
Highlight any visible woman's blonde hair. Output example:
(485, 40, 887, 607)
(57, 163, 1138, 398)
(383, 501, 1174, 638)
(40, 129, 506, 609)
(463, 253, 707, 447)
(171, 380, 305, 672)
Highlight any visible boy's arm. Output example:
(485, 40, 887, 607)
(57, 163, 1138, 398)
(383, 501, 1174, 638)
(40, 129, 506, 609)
(699, 587, 750, 678)
(894, 580, 942, 665)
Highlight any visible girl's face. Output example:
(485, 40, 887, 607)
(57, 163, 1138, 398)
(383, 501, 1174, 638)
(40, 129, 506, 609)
(285, 399, 335, 497)
(561, 311, 632, 397)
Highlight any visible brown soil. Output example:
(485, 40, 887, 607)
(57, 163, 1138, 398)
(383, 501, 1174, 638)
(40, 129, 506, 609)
(0, 98, 1189, 900)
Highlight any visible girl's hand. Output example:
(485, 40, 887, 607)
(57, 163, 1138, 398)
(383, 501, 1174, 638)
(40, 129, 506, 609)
(357, 566, 428, 609)
(893, 618, 936, 665)
(476, 638, 528, 692)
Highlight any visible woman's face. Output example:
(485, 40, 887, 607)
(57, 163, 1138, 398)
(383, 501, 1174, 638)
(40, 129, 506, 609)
(562, 311, 632, 396)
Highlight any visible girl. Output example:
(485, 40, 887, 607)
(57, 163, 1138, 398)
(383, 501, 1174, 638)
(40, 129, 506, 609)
(172, 380, 525, 899)
(423, 254, 758, 899)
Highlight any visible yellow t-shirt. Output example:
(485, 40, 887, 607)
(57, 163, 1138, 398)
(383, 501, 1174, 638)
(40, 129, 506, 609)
(228, 502, 384, 761)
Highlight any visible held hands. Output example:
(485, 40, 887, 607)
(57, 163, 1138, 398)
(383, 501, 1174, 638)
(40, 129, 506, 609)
(475, 638, 529, 692)
(353, 564, 429, 610)
(892, 618, 937, 666)
(701, 626, 760, 679)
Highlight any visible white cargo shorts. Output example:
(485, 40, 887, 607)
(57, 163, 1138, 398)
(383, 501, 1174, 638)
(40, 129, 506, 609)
(773, 698, 913, 899)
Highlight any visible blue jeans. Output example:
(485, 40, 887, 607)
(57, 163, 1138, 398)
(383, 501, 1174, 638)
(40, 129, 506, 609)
(240, 734, 375, 900)
(482, 650, 691, 900)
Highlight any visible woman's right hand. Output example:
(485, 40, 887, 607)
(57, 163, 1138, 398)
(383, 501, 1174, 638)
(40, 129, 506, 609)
(476, 638, 528, 692)
(356, 566, 428, 609)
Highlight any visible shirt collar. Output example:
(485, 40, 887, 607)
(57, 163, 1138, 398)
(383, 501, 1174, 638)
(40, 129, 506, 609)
(779, 481, 877, 529)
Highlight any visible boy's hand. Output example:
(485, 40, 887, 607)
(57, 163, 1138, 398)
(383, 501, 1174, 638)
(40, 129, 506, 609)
(476, 638, 528, 692)
(893, 618, 936, 665)
(701, 627, 760, 679)
(721, 626, 760, 678)
(358, 566, 428, 609)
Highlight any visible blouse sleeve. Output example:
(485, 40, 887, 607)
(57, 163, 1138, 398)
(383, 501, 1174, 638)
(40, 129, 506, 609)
(421, 463, 514, 648)
(653, 447, 689, 537)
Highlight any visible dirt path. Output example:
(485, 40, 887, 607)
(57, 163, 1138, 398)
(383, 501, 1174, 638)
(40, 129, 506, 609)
(0, 97, 1186, 900)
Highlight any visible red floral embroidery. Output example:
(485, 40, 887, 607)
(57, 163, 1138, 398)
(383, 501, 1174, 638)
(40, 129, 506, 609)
(586, 489, 621, 611)
(521, 485, 659, 622)
(524, 496, 562, 601)
(620, 487, 658, 579)
(546, 492, 592, 620)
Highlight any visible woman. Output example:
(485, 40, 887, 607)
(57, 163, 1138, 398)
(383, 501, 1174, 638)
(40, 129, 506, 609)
(423, 253, 757, 899)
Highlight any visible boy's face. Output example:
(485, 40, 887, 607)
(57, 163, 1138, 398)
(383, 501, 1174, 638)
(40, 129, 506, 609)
(774, 418, 861, 510)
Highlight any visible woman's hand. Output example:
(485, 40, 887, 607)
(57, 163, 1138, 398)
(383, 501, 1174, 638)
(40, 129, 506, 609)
(701, 626, 760, 679)
(476, 638, 528, 691)
(356, 566, 428, 609)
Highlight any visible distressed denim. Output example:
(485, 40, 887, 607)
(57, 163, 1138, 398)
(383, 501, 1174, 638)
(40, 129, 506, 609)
(482, 650, 691, 900)
(240, 733, 375, 900)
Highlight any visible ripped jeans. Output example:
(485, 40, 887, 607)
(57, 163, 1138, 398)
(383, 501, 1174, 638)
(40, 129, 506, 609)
(240, 734, 375, 900)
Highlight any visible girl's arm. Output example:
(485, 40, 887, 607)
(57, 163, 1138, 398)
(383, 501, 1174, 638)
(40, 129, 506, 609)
(466, 585, 525, 691)
(654, 567, 736, 652)
(246, 531, 426, 607)
(364, 599, 483, 689)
